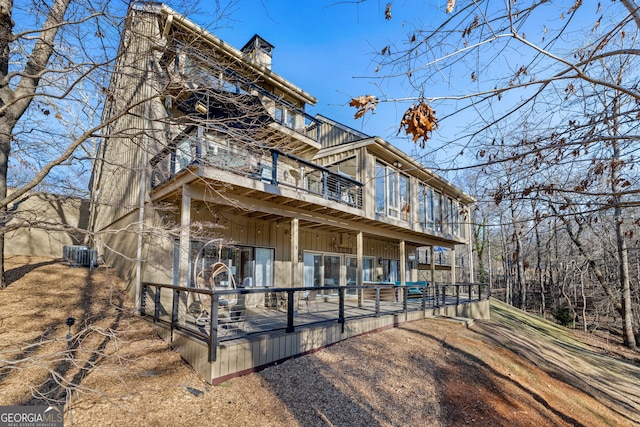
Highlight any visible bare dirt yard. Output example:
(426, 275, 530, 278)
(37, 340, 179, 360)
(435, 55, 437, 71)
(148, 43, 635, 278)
(1, 255, 640, 426)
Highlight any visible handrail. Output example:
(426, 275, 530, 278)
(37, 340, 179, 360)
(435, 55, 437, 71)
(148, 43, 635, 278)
(140, 282, 489, 362)
(149, 139, 364, 208)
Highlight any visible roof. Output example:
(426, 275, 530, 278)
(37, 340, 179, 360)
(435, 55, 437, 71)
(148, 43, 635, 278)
(132, 2, 318, 106)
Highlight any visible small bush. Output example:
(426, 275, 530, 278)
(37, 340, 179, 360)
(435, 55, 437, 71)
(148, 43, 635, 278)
(553, 306, 574, 327)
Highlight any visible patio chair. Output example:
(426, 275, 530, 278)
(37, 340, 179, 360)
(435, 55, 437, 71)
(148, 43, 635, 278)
(298, 289, 319, 313)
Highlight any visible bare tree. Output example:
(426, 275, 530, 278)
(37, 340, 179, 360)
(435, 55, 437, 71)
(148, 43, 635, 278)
(348, 1, 640, 348)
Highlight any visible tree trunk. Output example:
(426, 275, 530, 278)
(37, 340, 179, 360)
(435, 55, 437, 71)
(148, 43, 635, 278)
(0, 0, 13, 289)
(612, 137, 637, 349)
(514, 231, 526, 310)
(0, 0, 71, 288)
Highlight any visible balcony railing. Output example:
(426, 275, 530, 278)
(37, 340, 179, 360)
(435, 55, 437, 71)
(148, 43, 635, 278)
(169, 43, 322, 142)
(140, 282, 490, 362)
(150, 137, 363, 209)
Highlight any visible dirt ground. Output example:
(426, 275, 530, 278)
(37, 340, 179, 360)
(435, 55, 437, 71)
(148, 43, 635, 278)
(1, 255, 640, 426)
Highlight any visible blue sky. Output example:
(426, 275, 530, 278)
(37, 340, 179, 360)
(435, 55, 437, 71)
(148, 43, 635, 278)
(167, 0, 615, 181)
(200, 0, 450, 159)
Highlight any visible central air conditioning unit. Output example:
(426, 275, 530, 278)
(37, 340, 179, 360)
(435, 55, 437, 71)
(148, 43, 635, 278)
(63, 245, 98, 268)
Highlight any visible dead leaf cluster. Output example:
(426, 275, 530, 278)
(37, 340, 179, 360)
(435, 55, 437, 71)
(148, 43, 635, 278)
(349, 95, 379, 119)
(398, 101, 438, 148)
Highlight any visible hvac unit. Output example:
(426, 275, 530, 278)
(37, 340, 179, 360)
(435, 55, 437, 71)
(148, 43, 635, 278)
(63, 245, 98, 268)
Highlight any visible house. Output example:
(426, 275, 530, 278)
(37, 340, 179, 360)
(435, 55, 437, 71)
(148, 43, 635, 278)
(89, 2, 483, 382)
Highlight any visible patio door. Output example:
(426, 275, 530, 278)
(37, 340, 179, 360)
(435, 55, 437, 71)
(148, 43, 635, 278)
(323, 255, 340, 295)
(346, 256, 374, 294)
(303, 252, 342, 292)
(303, 253, 323, 287)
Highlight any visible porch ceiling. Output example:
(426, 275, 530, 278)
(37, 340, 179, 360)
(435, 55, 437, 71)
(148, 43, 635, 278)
(150, 171, 463, 248)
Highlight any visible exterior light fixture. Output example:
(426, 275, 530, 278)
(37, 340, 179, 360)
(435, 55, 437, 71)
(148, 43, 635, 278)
(195, 102, 208, 115)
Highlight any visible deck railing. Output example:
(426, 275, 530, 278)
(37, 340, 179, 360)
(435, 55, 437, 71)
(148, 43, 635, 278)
(150, 142, 363, 209)
(140, 282, 489, 362)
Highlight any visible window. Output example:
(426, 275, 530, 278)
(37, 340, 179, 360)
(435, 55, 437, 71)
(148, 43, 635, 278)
(388, 168, 398, 217)
(375, 161, 410, 221)
(275, 106, 297, 130)
(418, 184, 426, 228)
(375, 162, 386, 214)
(346, 256, 374, 294)
(175, 136, 195, 171)
(426, 186, 434, 230)
(399, 174, 410, 220)
(381, 259, 400, 283)
(186, 241, 274, 288)
(433, 190, 442, 232)
(255, 248, 274, 287)
(327, 156, 357, 180)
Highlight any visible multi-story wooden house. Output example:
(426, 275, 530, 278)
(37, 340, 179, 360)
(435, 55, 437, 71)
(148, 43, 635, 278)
(89, 3, 481, 380)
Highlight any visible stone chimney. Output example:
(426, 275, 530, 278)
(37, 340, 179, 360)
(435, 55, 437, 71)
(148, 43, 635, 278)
(241, 34, 274, 69)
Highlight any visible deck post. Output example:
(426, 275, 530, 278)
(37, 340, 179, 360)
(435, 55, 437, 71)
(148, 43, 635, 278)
(339, 287, 345, 333)
(451, 247, 456, 285)
(357, 231, 363, 308)
(178, 185, 191, 326)
(209, 294, 220, 362)
(399, 240, 406, 304)
(171, 288, 179, 340)
(286, 289, 295, 333)
(291, 218, 299, 287)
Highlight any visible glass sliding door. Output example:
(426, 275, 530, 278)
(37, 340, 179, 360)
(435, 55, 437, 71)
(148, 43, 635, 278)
(255, 248, 274, 287)
(303, 253, 323, 288)
(324, 255, 341, 295)
(346, 256, 374, 295)
(186, 241, 274, 288)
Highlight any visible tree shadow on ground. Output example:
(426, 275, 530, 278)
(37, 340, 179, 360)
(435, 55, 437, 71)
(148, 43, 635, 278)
(401, 325, 588, 427)
(19, 269, 126, 406)
(5, 258, 60, 286)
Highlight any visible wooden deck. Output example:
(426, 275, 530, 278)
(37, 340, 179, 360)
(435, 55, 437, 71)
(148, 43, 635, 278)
(142, 284, 491, 384)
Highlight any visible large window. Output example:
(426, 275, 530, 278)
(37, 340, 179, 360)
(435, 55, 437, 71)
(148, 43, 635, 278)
(399, 174, 410, 220)
(375, 161, 410, 221)
(433, 190, 442, 232)
(175, 136, 195, 171)
(388, 168, 398, 217)
(187, 241, 274, 288)
(417, 183, 467, 237)
(346, 256, 374, 295)
(375, 162, 386, 214)
(418, 183, 426, 227)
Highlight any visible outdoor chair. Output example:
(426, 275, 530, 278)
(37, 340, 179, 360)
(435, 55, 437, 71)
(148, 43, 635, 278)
(298, 289, 319, 313)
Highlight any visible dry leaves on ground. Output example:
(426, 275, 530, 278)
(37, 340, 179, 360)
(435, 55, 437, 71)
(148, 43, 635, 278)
(1, 256, 639, 426)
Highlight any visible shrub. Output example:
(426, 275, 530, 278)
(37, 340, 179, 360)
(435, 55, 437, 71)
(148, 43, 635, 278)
(553, 305, 574, 327)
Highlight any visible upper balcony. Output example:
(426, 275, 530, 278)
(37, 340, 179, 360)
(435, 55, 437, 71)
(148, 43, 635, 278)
(163, 42, 322, 154)
(150, 133, 363, 210)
